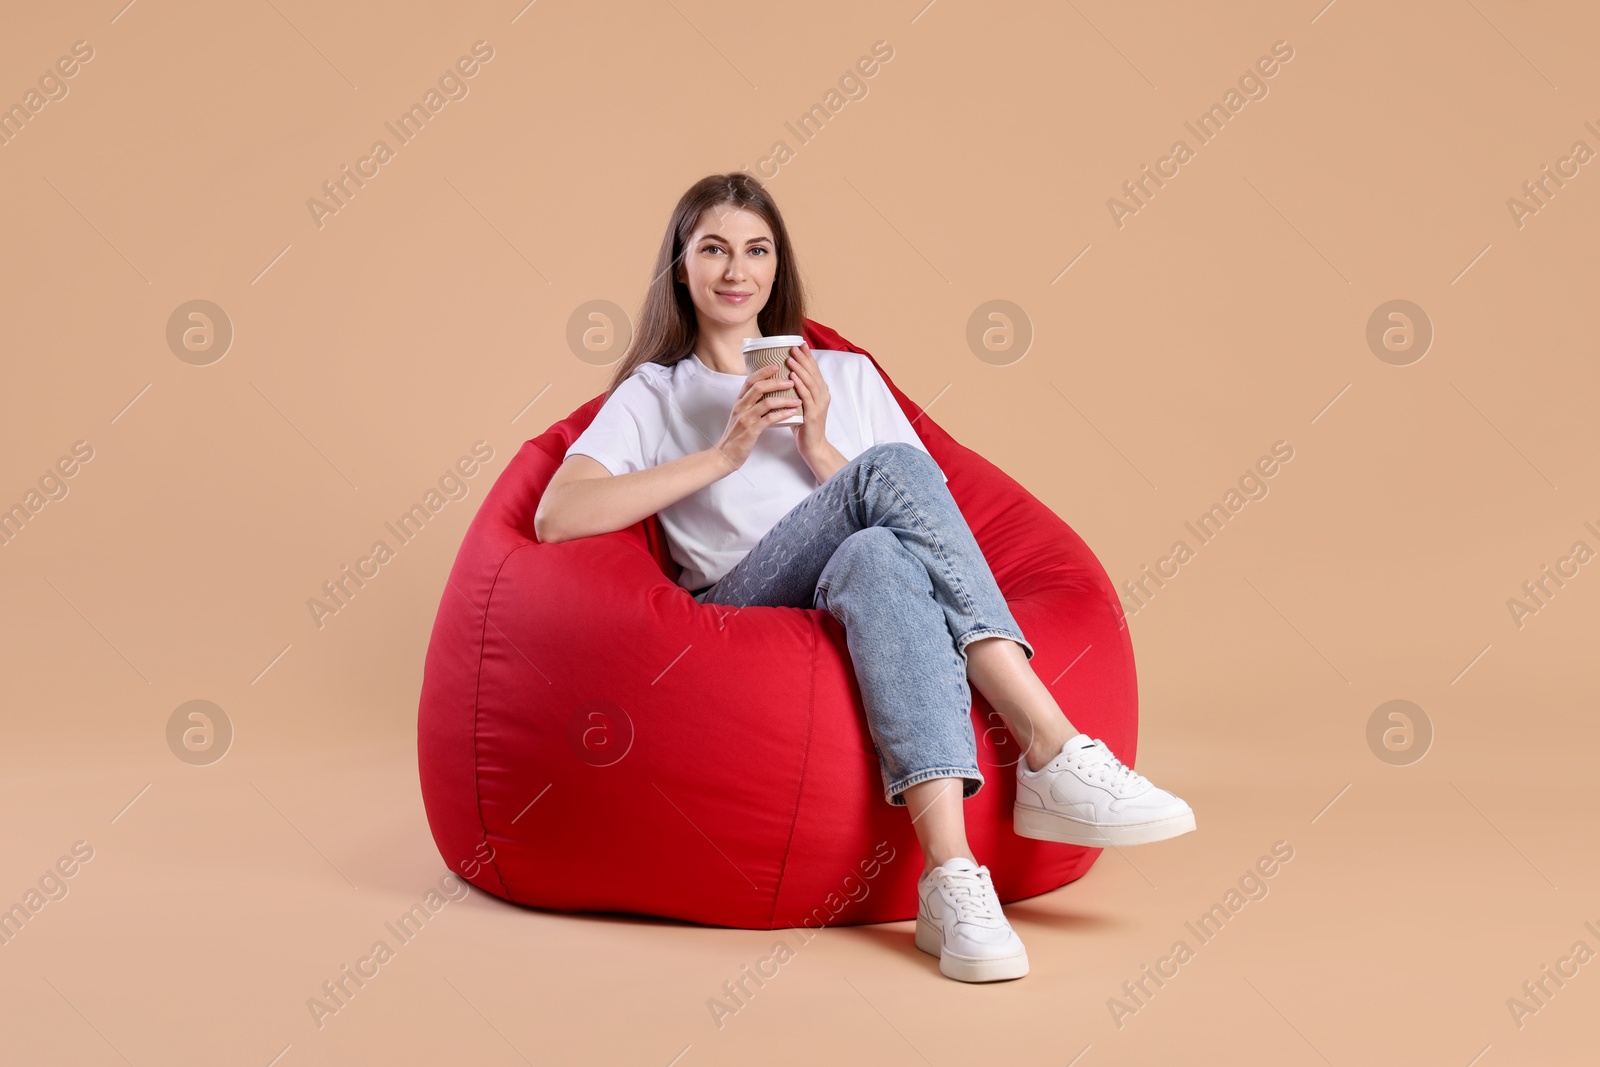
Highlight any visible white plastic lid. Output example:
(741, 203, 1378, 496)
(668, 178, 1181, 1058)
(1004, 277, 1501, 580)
(741, 334, 805, 353)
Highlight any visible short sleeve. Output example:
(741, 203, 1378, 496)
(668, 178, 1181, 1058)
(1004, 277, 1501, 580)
(564, 373, 655, 476)
(857, 359, 949, 484)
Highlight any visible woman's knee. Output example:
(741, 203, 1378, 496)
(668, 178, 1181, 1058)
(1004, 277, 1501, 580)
(862, 441, 939, 481)
(815, 527, 913, 608)
(826, 526, 901, 574)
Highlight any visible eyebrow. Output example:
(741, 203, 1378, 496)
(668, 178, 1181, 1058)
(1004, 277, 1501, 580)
(697, 233, 772, 245)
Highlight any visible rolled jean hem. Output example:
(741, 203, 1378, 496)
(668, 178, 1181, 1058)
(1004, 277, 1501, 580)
(884, 767, 984, 807)
(955, 626, 1035, 664)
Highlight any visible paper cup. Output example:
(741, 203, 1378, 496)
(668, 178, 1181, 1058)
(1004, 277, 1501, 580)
(741, 334, 805, 426)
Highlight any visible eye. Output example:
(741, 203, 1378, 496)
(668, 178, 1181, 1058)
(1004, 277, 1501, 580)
(750, 246, 770, 257)
(702, 244, 725, 255)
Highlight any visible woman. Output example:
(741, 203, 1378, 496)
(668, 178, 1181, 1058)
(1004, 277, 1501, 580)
(535, 173, 1195, 983)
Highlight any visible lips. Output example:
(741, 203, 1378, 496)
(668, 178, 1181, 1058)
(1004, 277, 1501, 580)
(717, 290, 751, 303)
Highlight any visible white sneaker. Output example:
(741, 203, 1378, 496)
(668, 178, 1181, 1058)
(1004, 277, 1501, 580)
(1014, 733, 1196, 847)
(914, 857, 1029, 982)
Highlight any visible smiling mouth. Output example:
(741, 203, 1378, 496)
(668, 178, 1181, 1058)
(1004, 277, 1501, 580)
(717, 291, 751, 303)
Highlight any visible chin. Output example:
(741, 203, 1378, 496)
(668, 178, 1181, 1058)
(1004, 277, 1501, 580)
(710, 306, 758, 328)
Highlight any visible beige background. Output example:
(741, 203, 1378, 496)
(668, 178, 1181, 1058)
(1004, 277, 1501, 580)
(2, 0, 1597, 1063)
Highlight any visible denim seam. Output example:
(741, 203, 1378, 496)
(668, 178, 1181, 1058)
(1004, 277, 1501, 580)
(956, 626, 1035, 662)
(885, 766, 984, 805)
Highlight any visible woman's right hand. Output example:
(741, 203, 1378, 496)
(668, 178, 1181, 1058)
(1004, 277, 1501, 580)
(711, 362, 803, 472)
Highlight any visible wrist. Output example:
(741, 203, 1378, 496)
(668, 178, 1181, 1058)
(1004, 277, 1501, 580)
(705, 445, 737, 478)
(803, 439, 846, 483)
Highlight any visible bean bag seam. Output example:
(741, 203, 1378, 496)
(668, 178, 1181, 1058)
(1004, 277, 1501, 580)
(766, 612, 819, 927)
(469, 541, 534, 900)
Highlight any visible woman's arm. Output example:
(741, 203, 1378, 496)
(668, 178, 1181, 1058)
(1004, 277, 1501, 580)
(784, 345, 849, 483)
(803, 440, 848, 483)
(539, 361, 801, 543)
(534, 448, 734, 544)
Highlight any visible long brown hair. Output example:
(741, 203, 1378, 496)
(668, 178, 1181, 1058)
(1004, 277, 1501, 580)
(603, 173, 809, 399)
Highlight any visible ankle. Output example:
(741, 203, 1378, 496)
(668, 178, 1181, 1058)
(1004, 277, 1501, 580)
(921, 849, 976, 877)
(1023, 738, 1068, 772)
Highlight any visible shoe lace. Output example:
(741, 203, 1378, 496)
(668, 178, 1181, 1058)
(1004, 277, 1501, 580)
(1073, 737, 1148, 792)
(940, 868, 1002, 924)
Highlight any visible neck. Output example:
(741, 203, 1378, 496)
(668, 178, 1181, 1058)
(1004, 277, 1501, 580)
(696, 317, 756, 375)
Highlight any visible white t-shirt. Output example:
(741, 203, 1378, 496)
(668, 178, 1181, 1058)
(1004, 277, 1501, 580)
(563, 348, 947, 591)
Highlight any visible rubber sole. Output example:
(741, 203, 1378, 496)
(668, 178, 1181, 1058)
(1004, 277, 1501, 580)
(915, 914, 1029, 982)
(1013, 803, 1197, 847)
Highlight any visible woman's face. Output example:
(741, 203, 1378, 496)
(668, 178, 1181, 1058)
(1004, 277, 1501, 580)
(675, 203, 777, 331)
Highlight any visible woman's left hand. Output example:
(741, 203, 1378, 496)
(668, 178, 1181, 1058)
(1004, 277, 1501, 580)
(785, 343, 832, 459)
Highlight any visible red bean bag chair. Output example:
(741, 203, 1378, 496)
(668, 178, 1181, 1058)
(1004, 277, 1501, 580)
(417, 319, 1138, 929)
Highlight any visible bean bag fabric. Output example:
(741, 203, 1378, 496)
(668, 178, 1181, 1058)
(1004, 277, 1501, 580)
(417, 319, 1138, 930)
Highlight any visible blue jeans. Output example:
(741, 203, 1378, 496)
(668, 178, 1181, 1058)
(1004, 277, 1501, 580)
(692, 441, 1036, 807)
